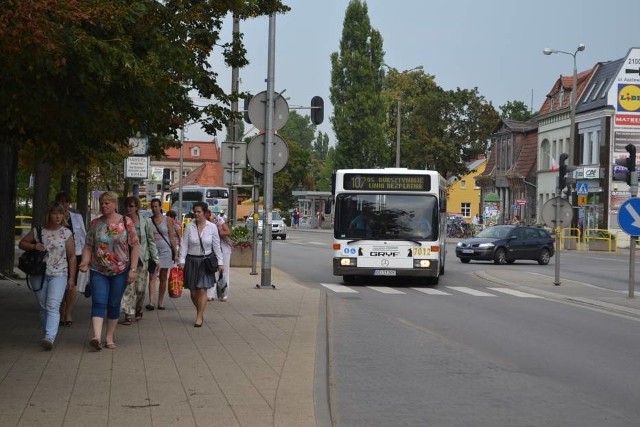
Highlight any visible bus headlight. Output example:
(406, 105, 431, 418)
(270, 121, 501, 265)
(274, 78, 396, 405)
(413, 259, 431, 268)
(339, 258, 357, 266)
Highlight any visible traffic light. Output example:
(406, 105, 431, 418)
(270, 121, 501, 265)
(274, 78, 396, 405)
(243, 93, 252, 124)
(615, 143, 637, 185)
(162, 168, 171, 191)
(558, 153, 576, 198)
(310, 96, 324, 125)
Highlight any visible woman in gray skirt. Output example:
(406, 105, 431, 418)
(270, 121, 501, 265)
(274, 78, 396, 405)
(177, 202, 224, 327)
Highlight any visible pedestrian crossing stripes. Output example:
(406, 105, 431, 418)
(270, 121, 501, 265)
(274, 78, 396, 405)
(319, 284, 542, 299)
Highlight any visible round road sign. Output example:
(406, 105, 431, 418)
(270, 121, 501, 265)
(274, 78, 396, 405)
(246, 133, 289, 174)
(541, 197, 574, 228)
(247, 91, 289, 131)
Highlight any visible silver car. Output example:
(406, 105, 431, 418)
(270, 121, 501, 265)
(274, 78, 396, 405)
(246, 211, 287, 240)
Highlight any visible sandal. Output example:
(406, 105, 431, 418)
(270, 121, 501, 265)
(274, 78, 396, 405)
(123, 316, 133, 326)
(89, 338, 102, 351)
(104, 342, 116, 349)
(145, 304, 155, 311)
(135, 309, 143, 321)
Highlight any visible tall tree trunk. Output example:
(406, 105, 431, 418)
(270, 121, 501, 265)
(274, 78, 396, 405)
(0, 142, 19, 277)
(77, 167, 89, 227)
(60, 171, 72, 193)
(32, 160, 52, 226)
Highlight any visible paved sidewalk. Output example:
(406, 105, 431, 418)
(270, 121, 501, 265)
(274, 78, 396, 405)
(0, 263, 323, 426)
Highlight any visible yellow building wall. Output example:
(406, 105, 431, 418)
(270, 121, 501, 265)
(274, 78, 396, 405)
(447, 161, 486, 223)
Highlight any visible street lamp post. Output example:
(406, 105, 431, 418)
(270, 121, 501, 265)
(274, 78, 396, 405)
(543, 44, 586, 162)
(383, 64, 423, 168)
(543, 43, 585, 286)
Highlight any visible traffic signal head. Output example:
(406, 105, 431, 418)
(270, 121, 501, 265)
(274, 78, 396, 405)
(558, 153, 576, 197)
(162, 168, 171, 191)
(243, 93, 252, 124)
(614, 144, 637, 185)
(310, 96, 324, 125)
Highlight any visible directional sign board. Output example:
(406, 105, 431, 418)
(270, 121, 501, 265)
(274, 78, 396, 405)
(576, 182, 589, 195)
(618, 198, 640, 235)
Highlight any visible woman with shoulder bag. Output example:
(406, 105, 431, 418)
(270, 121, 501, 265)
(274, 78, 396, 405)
(122, 197, 160, 324)
(148, 198, 178, 311)
(178, 202, 224, 327)
(18, 202, 77, 350)
(79, 191, 140, 351)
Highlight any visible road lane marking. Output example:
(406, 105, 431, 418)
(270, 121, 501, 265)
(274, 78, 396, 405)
(411, 288, 452, 295)
(320, 283, 359, 293)
(487, 288, 543, 298)
(446, 286, 496, 297)
(367, 286, 406, 294)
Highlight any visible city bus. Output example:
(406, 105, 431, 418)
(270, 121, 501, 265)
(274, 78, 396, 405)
(332, 168, 448, 284)
(170, 185, 229, 216)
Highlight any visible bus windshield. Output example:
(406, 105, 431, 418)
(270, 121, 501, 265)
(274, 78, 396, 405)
(334, 193, 438, 240)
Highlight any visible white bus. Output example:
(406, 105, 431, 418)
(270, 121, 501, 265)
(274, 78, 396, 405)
(332, 168, 448, 284)
(170, 185, 229, 216)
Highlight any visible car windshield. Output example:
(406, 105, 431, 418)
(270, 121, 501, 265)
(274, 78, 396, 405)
(256, 212, 282, 221)
(476, 225, 513, 239)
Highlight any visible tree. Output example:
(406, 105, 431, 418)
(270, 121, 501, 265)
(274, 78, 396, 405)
(330, 0, 387, 169)
(313, 131, 329, 160)
(499, 100, 536, 121)
(0, 0, 289, 276)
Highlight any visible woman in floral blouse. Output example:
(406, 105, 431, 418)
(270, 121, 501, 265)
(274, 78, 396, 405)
(79, 191, 140, 351)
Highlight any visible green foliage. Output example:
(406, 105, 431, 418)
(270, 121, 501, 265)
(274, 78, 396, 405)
(230, 225, 252, 248)
(499, 100, 536, 121)
(330, 0, 387, 169)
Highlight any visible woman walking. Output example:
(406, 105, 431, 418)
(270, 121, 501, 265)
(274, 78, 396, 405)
(122, 197, 159, 324)
(79, 191, 140, 350)
(178, 202, 224, 327)
(147, 198, 178, 311)
(207, 211, 232, 301)
(55, 191, 86, 327)
(19, 202, 77, 349)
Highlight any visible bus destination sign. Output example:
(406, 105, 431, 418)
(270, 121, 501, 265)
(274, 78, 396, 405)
(343, 174, 431, 191)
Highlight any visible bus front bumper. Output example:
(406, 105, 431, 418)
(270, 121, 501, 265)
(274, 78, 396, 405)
(333, 258, 440, 278)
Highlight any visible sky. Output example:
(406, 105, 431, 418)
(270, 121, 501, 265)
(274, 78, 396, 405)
(185, 0, 640, 145)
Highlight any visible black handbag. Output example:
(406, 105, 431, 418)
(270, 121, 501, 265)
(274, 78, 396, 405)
(198, 231, 218, 273)
(18, 226, 47, 291)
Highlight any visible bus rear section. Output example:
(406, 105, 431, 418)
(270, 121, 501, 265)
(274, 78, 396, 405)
(332, 190, 445, 284)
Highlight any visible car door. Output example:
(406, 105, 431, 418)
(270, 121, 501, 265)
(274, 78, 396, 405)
(507, 227, 527, 259)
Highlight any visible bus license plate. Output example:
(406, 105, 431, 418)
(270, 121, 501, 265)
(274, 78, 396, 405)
(374, 270, 396, 276)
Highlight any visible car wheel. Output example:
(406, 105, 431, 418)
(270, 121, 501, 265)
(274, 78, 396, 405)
(281, 234, 287, 240)
(460, 258, 470, 264)
(506, 259, 516, 264)
(537, 248, 551, 265)
(493, 248, 507, 265)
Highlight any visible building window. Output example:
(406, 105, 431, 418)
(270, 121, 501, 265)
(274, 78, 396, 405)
(461, 202, 471, 217)
(460, 180, 466, 189)
(540, 139, 551, 169)
(191, 146, 200, 157)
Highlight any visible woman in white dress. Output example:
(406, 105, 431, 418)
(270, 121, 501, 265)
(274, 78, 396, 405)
(148, 198, 178, 310)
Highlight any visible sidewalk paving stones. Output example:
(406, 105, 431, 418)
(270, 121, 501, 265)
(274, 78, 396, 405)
(0, 263, 321, 427)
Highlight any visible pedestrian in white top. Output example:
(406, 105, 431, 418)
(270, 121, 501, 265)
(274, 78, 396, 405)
(18, 202, 77, 349)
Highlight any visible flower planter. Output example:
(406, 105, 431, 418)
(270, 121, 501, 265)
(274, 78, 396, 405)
(588, 240, 613, 251)
(231, 246, 253, 267)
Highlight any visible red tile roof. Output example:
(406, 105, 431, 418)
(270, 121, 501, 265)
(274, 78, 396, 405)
(165, 140, 220, 162)
(176, 161, 225, 187)
(538, 67, 596, 115)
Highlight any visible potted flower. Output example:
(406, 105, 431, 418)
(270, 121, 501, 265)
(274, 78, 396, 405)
(230, 225, 253, 267)
(588, 229, 615, 251)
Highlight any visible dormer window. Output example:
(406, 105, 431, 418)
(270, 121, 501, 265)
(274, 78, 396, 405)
(191, 146, 200, 157)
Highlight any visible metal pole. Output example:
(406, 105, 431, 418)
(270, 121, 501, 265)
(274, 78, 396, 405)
(395, 99, 401, 168)
(228, 15, 240, 226)
(554, 178, 561, 286)
(570, 55, 577, 167)
(178, 127, 184, 220)
(251, 175, 259, 276)
(629, 170, 638, 298)
(259, 14, 276, 289)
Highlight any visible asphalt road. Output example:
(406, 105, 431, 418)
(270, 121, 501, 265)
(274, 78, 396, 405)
(270, 230, 640, 426)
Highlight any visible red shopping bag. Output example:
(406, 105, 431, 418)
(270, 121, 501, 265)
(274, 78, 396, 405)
(168, 266, 184, 298)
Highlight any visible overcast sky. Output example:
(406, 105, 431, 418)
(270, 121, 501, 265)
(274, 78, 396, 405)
(185, 0, 640, 144)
